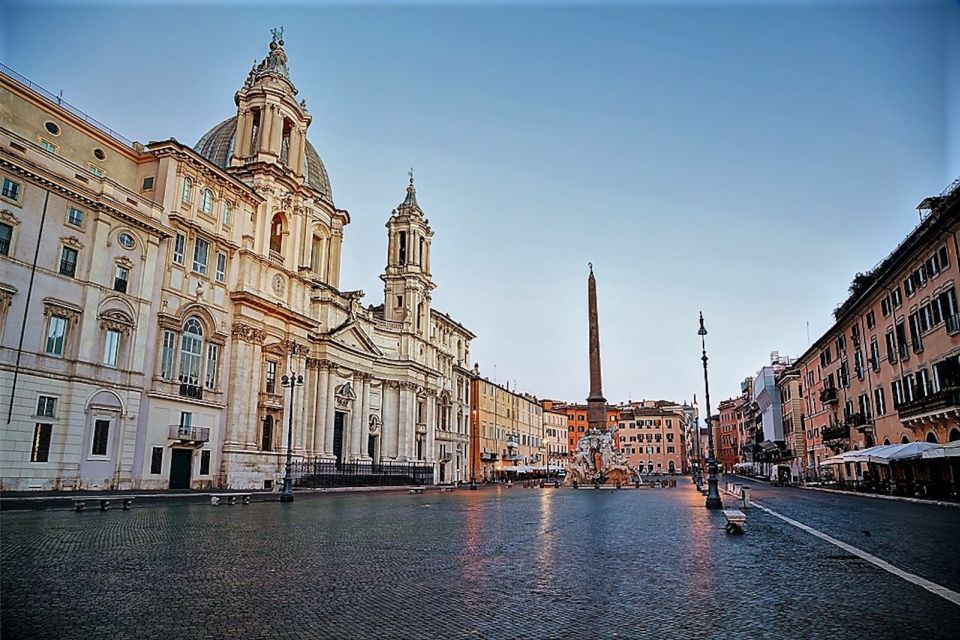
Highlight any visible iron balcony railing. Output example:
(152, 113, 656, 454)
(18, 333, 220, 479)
(897, 388, 960, 420)
(292, 460, 434, 488)
(821, 423, 849, 442)
(819, 387, 839, 404)
(169, 424, 211, 442)
(0, 62, 135, 148)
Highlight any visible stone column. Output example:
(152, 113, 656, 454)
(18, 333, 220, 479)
(324, 369, 337, 456)
(258, 105, 274, 154)
(398, 383, 412, 460)
(328, 229, 343, 289)
(359, 377, 372, 460)
(426, 393, 437, 464)
(350, 376, 364, 460)
(313, 365, 329, 455)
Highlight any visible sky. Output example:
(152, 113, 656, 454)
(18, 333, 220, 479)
(1, 0, 956, 412)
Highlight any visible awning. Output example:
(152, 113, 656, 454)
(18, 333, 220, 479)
(921, 440, 960, 459)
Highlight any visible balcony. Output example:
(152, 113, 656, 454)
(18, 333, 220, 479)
(178, 383, 203, 400)
(947, 314, 960, 335)
(819, 387, 838, 404)
(821, 423, 849, 442)
(897, 388, 960, 422)
(169, 424, 211, 443)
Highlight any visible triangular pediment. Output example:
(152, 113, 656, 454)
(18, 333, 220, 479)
(328, 320, 382, 357)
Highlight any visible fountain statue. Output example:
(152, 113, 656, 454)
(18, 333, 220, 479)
(565, 426, 636, 486)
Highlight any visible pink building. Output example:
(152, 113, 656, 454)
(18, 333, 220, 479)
(795, 183, 960, 474)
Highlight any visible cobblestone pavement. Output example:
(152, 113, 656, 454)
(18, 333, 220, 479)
(3, 482, 960, 639)
(728, 475, 960, 593)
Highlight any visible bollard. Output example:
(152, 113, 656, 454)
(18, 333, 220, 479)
(742, 487, 751, 508)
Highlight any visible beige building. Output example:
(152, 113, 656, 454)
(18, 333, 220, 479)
(615, 401, 689, 474)
(469, 376, 544, 481)
(0, 35, 474, 491)
(542, 408, 567, 473)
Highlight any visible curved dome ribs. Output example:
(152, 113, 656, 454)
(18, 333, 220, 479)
(193, 116, 333, 200)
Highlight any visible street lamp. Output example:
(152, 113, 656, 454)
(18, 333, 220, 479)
(698, 312, 723, 509)
(280, 342, 304, 503)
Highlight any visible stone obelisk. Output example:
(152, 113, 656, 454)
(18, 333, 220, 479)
(586, 263, 607, 432)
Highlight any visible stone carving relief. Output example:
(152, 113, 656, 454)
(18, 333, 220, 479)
(334, 382, 357, 408)
(231, 322, 267, 344)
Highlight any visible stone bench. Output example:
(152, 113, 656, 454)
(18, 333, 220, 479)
(210, 494, 251, 506)
(722, 509, 747, 534)
(73, 497, 134, 512)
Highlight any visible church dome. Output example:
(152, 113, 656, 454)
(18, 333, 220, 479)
(194, 116, 333, 200)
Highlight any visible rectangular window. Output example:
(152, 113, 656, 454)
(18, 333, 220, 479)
(193, 238, 210, 275)
(215, 252, 226, 283)
(92, 419, 110, 456)
(160, 330, 176, 379)
(205, 343, 219, 390)
(2, 177, 21, 200)
(0, 221, 11, 256)
(45, 315, 68, 356)
(59, 246, 78, 277)
(200, 450, 211, 475)
(265, 360, 277, 393)
(114, 265, 129, 293)
(173, 233, 185, 265)
(31, 424, 52, 462)
(103, 329, 121, 367)
(67, 207, 84, 227)
(150, 447, 163, 474)
(36, 395, 57, 418)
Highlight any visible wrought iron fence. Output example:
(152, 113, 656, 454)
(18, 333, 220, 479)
(292, 459, 434, 488)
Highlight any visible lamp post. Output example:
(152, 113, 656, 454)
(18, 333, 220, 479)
(280, 341, 304, 503)
(698, 312, 723, 509)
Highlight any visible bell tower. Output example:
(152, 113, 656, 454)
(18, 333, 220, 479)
(231, 28, 312, 180)
(381, 171, 435, 333)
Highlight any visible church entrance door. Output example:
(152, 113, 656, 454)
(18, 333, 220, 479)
(333, 412, 346, 468)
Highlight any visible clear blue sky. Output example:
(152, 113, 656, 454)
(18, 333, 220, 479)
(2, 1, 956, 412)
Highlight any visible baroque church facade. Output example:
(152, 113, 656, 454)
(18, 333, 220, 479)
(0, 34, 474, 491)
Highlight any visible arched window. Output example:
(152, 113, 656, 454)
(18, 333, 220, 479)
(270, 214, 284, 255)
(200, 188, 213, 214)
(926, 431, 939, 444)
(178, 317, 204, 396)
(181, 176, 192, 203)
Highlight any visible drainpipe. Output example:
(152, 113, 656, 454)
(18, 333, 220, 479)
(6, 189, 50, 424)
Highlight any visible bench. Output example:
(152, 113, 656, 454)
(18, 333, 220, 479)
(408, 488, 425, 494)
(73, 497, 134, 512)
(723, 509, 747, 534)
(210, 494, 251, 506)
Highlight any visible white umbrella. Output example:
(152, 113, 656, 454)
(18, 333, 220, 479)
(921, 440, 960, 459)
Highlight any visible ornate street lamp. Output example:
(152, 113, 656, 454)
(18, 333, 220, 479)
(699, 312, 723, 509)
(280, 341, 304, 503)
